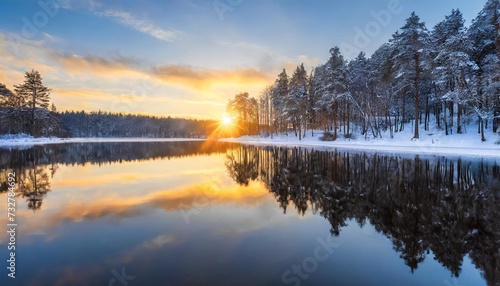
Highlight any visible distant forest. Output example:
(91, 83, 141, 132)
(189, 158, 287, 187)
(0, 70, 216, 138)
(226, 2, 500, 141)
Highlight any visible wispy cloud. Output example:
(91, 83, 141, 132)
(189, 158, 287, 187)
(98, 10, 181, 42)
(58, 0, 102, 11)
(153, 64, 272, 90)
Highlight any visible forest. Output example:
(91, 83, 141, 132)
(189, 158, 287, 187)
(0, 71, 217, 138)
(227, 2, 500, 142)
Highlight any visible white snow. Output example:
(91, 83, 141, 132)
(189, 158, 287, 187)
(1, 124, 499, 158)
(219, 126, 500, 158)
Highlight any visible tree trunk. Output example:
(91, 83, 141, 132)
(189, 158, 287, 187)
(413, 52, 420, 139)
(443, 101, 449, 136)
(333, 100, 338, 139)
(457, 103, 462, 134)
(481, 117, 486, 142)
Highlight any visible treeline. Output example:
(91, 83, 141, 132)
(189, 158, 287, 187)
(228, 2, 500, 141)
(0, 70, 217, 138)
(58, 111, 215, 138)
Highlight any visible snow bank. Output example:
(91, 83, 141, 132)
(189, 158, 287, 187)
(220, 128, 500, 158)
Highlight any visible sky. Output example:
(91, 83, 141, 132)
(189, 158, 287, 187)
(0, 0, 487, 120)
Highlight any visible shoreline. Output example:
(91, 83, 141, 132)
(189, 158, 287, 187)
(0, 133, 498, 158)
(0, 137, 206, 147)
(219, 132, 500, 158)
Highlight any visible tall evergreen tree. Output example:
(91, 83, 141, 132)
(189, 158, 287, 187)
(392, 12, 431, 139)
(271, 69, 289, 134)
(285, 64, 308, 139)
(432, 9, 475, 135)
(468, 0, 500, 140)
(321, 47, 350, 139)
(14, 70, 51, 136)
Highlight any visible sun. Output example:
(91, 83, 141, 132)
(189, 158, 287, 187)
(221, 115, 233, 126)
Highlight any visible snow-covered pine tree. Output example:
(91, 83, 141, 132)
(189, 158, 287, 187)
(367, 44, 399, 138)
(310, 64, 330, 131)
(392, 12, 432, 139)
(468, 0, 500, 140)
(348, 52, 371, 137)
(322, 46, 350, 139)
(285, 64, 308, 139)
(432, 9, 476, 135)
(306, 69, 320, 137)
(271, 69, 289, 135)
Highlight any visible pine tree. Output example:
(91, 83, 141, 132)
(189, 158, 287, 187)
(14, 70, 51, 136)
(468, 0, 500, 140)
(322, 47, 350, 139)
(392, 12, 431, 139)
(286, 64, 308, 139)
(368, 44, 398, 137)
(0, 83, 27, 134)
(307, 69, 320, 137)
(348, 52, 371, 136)
(432, 9, 475, 135)
(271, 69, 289, 134)
(0, 83, 15, 105)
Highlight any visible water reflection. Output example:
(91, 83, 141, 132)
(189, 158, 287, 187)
(0, 141, 235, 210)
(224, 145, 500, 285)
(0, 142, 498, 285)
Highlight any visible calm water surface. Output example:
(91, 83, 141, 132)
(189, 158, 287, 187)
(0, 141, 499, 286)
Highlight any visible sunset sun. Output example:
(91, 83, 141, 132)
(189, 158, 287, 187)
(221, 115, 233, 126)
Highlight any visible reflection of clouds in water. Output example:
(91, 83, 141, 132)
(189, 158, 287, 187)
(10, 177, 271, 240)
(31, 231, 180, 286)
(141, 233, 178, 250)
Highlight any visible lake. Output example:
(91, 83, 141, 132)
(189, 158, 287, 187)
(0, 141, 499, 286)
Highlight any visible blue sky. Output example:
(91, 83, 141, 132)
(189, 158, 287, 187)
(0, 0, 486, 119)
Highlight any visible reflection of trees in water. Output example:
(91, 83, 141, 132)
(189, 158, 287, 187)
(0, 141, 236, 170)
(2, 149, 53, 211)
(225, 146, 259, 186)
(224, 145, 500, 285)
(20, 156, 51, 210)
(0, 141, 235, 210)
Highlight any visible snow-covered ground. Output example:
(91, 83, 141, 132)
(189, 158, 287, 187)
(0, 134, 205, 147)
(220, 126, 500, 158)
(1, 126, 499, 158)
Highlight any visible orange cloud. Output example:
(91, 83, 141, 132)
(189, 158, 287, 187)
(153, 64, 273, 91)
(51, 52, 273, 97)
(53, 53, 146, 79)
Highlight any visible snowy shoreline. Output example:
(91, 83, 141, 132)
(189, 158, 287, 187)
(219, 129, 500, 158)
(0, 132, 498, 158)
